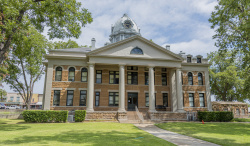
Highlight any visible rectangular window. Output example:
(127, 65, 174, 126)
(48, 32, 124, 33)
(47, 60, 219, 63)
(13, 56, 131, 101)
(127, 72, 138, 85)
(109, 92, 119, 106)
(145, 93, 156, 107)
(79, 90, 87, 106)
(189, 93, 194, 107)
(109, 71, 119, 84)
(162, 73, 167, 85)
(145, 72, 149, 85)
(223, 108, 228, 111)
(242, 109, 245, 115)
(95, 92, 100, 106)
(96, 70, 102, 83)
(197, 58, 201, 63)
(163, 93, 168, 107)
(67, 90, 74, 106)
(236, 109, 240, 115)
(53, 90, 60, 106)
(199, 93, 205, 107)
(127, 66, 138, 70)
(162, 68, 167, 72)
(187, 57, 191, 63)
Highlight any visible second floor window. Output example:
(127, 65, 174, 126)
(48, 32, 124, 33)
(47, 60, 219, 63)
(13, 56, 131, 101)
(55, 67, 62, 81)
(110, 71, 119, 84)
(96, 70, 102, 83)
(128, 72, 138, 85)
(188, 72, 193, 85)
(162, 73, 167, 85)
(198, 73, 203, 85)
(81, 68, 88, 82)
(68, 67, 75, 81)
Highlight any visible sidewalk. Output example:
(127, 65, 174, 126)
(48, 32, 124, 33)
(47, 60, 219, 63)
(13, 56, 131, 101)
(134, 124, 220, 146)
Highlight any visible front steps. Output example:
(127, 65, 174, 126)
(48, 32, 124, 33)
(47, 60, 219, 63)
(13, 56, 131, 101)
(119, 111, 153, 124)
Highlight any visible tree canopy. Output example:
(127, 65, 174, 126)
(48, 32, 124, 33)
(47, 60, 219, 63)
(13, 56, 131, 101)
(4, 27, 48, 109)
(0, 0, 93, 63)
(51, 39, 86, 50)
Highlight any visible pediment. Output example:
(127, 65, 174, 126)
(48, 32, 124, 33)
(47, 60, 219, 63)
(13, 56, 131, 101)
(87, 35, 183, 61)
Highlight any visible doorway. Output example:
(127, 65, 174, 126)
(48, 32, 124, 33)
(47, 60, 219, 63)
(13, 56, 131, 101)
(128, 93, 138, 111)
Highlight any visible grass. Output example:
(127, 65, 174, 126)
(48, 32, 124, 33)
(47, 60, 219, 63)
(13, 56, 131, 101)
(156, 122, 250, 146)
(231, 118, 250, 122)
(0, 119, 174, 146)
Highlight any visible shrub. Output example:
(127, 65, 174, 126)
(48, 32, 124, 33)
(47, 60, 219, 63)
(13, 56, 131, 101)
(75, 110, 86, 122)
(197, 111, 233, 122)
(22, 110, 68, 123)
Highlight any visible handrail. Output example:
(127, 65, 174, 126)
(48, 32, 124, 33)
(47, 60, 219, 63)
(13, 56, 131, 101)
(135, 106, 144, 123)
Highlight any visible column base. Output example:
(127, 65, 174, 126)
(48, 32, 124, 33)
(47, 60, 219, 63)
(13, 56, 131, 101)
(148, 109, 156, 113)
(118, 109, 126, 112)
(86, 108, 94, 112)
(177, 109, 186, 113)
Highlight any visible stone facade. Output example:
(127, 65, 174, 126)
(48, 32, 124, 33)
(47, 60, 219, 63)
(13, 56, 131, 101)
(212, 101, 249, 118)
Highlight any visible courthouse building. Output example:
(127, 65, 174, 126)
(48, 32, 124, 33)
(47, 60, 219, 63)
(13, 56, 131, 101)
(43, 14, 212, 120)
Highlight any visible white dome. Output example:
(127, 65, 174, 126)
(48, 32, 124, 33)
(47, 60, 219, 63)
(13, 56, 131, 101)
(109, 14, 141, 43)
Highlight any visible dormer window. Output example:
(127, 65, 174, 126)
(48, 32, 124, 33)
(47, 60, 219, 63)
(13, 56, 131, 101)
(187, 57, 191, 63)
(130, 47, 143, 55)
(197, 58, 201, 63)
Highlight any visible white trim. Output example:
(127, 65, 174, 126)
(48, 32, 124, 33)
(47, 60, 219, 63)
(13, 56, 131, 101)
(67, 66, 76, 70)
(183, 107, 207, 108)
(79, 88, 87, 90)
(52, 88, 62, 90)
(186, 91, 195, 93)
(108, 90, 119, 92)
(54, 65, 63, 70)
(66, 88, 76, 91)
(80, 67, 88, 71)
(161, 91, 169, 93)
(126, 90, 140, 93)
(95, 89, 101, 92)
(197, 91, 206, 93)
(53, 81, 82, 83)
(52, 106, 86, 107)
(144, 91, 157, 93)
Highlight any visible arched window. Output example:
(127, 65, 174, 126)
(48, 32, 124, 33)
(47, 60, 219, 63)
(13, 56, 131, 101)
(188, 72, 193, 85)
(198, 73, 203, 85)
(68, 67, 75, 81)
(55, 67, 62, 81)
(81, 68, 88, 82)
(130, 47, 143, 54)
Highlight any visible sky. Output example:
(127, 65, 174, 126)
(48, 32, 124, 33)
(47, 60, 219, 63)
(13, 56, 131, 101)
(2, 0, 219, 96)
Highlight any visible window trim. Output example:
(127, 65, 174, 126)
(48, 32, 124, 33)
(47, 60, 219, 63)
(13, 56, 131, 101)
(53, 90, 60, 106)
(79, 90, 87, 106)
(130, 47, 143, 55)
(66, 90, 74, 106)
(96, 70, 102, 83)
(81, 68, 88, 82)
(109, 92, 119, 106)
(68, 67, 75, 81)
(127, 71, 138, 85)
(188, 72, 193, 85)
(55, 66, 62, 81)
(109, 71, 119, 84)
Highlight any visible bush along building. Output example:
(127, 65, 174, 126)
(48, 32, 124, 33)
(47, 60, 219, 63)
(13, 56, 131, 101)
(43, 14, 212, 121)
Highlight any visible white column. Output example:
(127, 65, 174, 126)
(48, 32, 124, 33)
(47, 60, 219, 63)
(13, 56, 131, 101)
(148, 66, 156, 112)
(176, 69, 185, 112)
(86, 62, 95, 112)
(42, 65, 47, 110)
(170, 69, 177, 112)
(43, 63, 53, 110)
(205, 70, 212, 111)
(118, 64, 126, 112)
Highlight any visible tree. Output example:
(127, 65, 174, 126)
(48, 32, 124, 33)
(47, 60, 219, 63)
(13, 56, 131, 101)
(4, 27, 47, 109)
(0, 0, 93, 63)
(208, 51, 247, 101)
(209, 0, 250, 94)
(0, 89, 7, 102)
(51, 39, 86, 50)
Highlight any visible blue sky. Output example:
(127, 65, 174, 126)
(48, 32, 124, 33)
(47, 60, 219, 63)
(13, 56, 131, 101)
(3, 0, 219, 95)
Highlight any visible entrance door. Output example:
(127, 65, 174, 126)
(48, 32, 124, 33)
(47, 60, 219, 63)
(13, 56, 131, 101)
(128, 93, 138, 111)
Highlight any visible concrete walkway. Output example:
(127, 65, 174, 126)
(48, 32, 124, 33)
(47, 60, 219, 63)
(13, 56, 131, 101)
(134, 124, 220, 146)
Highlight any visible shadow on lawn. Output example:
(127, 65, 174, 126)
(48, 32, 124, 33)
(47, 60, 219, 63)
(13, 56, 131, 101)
(1, 129, 167, 146)
(156, 122, 250, 146)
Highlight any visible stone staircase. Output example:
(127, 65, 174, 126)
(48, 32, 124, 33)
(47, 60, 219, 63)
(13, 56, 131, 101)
(119, 111, 153, 124)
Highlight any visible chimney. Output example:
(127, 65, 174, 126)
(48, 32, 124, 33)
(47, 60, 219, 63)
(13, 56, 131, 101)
(91, 38, 96, 51)
(166, 45, 170, 50)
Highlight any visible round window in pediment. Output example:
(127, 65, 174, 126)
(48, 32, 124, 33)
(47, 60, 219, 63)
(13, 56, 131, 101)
(130, 47, 143, 55)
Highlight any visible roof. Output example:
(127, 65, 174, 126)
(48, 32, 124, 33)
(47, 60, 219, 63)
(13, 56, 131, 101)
(49, 47, 91, 53)
(212, 101, 248, 105)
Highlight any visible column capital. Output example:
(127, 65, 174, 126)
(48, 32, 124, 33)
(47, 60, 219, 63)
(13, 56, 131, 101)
(87, 62, 95, 66)
(119, 64, 126, 67)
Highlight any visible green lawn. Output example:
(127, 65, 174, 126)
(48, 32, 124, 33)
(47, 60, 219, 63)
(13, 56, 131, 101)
(156, 122, 250, 146)
(231, 118, 250, 122)
(0, 119, 174, 146)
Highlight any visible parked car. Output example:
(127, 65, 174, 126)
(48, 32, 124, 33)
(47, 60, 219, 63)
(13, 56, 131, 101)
(6, 105, 20, 109)
(0, 103, 5, 109)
